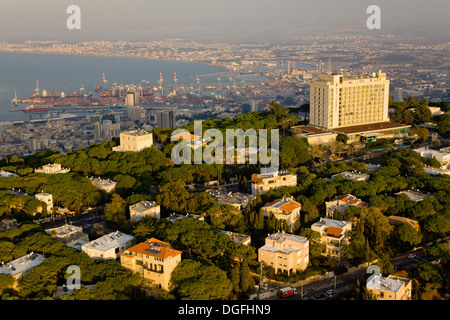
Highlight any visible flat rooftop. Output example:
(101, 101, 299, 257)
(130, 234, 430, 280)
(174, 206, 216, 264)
(0, 170, 18, 178)
(331, 122, 410, 135)
(312, 218, 351, 230)
(291, 125, 328, 135)
(366, 274, 410, 293)
(82, 231, 133, 252)
(267, 231, 308, 245)
(129, 201, 159, 212)
(122, 129, 152, 137)
(45, 224, 83, 236)
(395, 190, 431, 202)
(0, 252, 45, 277)
(206, 189, 255, 206)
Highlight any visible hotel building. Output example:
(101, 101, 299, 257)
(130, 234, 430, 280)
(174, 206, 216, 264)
(309, 71, 409, 141)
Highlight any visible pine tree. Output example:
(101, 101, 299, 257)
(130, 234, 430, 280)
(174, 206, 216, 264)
(240, 260, 254, 293)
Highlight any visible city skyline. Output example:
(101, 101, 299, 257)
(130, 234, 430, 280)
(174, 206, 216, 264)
(1, 0, 449, 42)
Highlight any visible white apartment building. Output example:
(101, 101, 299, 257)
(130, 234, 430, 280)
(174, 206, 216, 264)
(366, 274, 412, 300)
(45, 224, 89, 244)
(310, 71, 390, 130)
(311, 218, 352, 259)
(0, 252, 45, 279)
(34, 192, 54, 213)
(413, 147, 450, 169)
(129, 201, 161, 222)
(258, 231, 309, 275)
(112, 130, 153, 152)
(35, 163, 70, 174)
(81, 231, 134, 260)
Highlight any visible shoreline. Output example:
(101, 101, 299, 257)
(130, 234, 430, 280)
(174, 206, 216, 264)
(0, 49, 230, 72)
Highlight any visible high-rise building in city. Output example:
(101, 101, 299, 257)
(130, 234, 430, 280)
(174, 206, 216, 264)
(156, 110, 176, 128)
(309, 71, 390, 130)
(94, 122, 102, 141)
(393, 87, 403, 102)
(124, 89, 138, 108)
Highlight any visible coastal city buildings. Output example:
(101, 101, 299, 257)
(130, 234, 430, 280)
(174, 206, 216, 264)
(120, 238, 182, 291)
(258, 231, 309, 275)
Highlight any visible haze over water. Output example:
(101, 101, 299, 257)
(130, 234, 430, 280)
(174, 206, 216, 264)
(0, 52, 226, 121)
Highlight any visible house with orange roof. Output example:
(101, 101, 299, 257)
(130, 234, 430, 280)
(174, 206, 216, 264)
(261, 196, 301, 231)
(311, 218, 352, 260)
(120, 238, 182, 291)
(170, 130, 205, 149)
(326, 194, 368, 219)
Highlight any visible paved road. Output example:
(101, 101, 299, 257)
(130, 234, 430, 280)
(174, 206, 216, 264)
(268, 247, 429, 300)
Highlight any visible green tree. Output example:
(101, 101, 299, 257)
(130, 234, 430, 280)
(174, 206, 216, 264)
(171, 259, 233, 300)
(103, 193, 127, 226)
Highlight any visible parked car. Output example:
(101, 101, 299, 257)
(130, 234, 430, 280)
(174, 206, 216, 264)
(315, 293, 325, 299)
(326, 289, 336, 296)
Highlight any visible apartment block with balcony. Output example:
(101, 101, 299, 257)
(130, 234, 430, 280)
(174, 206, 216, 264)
(311, 218, 352, 259)
(258, 231, 309, 275)
(250, 171, 297, 196)
(261, 196, 301, 231)
(120, 238, 182, 291)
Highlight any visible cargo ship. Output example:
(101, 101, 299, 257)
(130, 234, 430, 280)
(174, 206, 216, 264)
(23, 105, 51, 113)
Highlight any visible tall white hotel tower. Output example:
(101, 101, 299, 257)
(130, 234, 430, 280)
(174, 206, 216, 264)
(309, 70, 390, 130)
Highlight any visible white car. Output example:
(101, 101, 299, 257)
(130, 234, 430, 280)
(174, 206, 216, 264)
(407, 254, 416, 259)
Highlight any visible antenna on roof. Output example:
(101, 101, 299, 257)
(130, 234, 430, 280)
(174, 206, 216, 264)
(328, 57, 331, 74)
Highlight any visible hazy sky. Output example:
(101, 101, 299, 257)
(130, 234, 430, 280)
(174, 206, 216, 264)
(1, 0, 449, 42)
